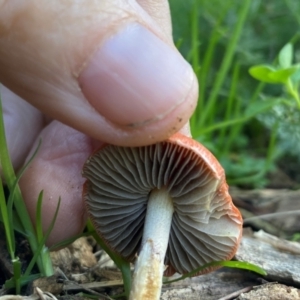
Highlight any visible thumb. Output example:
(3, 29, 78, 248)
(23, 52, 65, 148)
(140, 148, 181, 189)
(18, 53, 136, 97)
(0, 1, 197, 146)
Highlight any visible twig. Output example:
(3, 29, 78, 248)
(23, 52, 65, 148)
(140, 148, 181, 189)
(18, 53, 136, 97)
(63, 279, 123, 300)
(35, 287, 58, 300)
(217, 286, 253, 300)
(244, 210, 300, 222)
(254, 230, 300, 254)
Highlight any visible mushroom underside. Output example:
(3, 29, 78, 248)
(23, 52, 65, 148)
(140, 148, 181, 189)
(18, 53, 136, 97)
(83, 141, 242, 275)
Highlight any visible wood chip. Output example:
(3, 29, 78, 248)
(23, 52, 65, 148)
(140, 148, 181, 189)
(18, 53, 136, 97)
(235, 231, 300, 285)
(160, 269, 260, 300)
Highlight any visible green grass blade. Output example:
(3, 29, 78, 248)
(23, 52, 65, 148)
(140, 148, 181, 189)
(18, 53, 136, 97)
(197, 3, 231, 123)
(87, 220, 131, 299)
(199, 0, 251, 129)
(7, 140, 42, 217)
(0, 209, 25, 235)
(12, 258, 22, 294)
(35, 191, 44, 243)
(0, 176, 15, 258)
(0, 94, 48, 274)
(5, 140, 42, 255)
(191, 0, 200, 77)
(24, 194, 59, 277)
(195, 98, 283, 136)
(218, 62, 240, 151)
(164, 260, 267, 284)
(189, 0, 200, 131)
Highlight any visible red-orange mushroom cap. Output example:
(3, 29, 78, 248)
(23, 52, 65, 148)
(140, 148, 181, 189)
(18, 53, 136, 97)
(82, 133, 242, 299)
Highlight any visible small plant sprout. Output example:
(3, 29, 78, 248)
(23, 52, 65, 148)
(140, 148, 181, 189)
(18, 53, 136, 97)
(249, 43, 300, 109)
(82, 133, 243, 300)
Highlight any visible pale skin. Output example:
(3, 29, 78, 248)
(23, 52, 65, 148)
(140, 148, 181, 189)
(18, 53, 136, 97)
(0, 0, 198, 247)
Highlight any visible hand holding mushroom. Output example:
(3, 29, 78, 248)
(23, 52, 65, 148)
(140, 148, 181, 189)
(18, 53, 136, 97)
(83, 133, 242, 300)
(0, 1, 197, 246)
(1, 2, 242, 298)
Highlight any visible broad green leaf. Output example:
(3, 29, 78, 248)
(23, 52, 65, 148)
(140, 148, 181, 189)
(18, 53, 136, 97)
(268, 67, 298, 83)
(249, 65, 278, 83)
(279, 43, 293, 68)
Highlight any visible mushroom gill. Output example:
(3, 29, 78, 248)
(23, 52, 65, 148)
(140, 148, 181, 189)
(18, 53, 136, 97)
(83, 133, 242, 277)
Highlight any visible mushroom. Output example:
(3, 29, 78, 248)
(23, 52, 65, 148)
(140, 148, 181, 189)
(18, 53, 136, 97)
(82, 133, 243, 300)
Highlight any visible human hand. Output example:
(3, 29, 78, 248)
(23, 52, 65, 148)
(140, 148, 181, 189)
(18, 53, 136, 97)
(0, 1, 198, 246)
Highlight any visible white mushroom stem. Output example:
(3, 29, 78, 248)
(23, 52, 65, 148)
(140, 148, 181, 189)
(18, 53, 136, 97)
(130, 187, 174, 300)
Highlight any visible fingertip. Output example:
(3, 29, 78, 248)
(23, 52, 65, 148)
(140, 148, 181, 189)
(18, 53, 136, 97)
(0, 1, 197, 148)
(78, 23, 195, 128)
